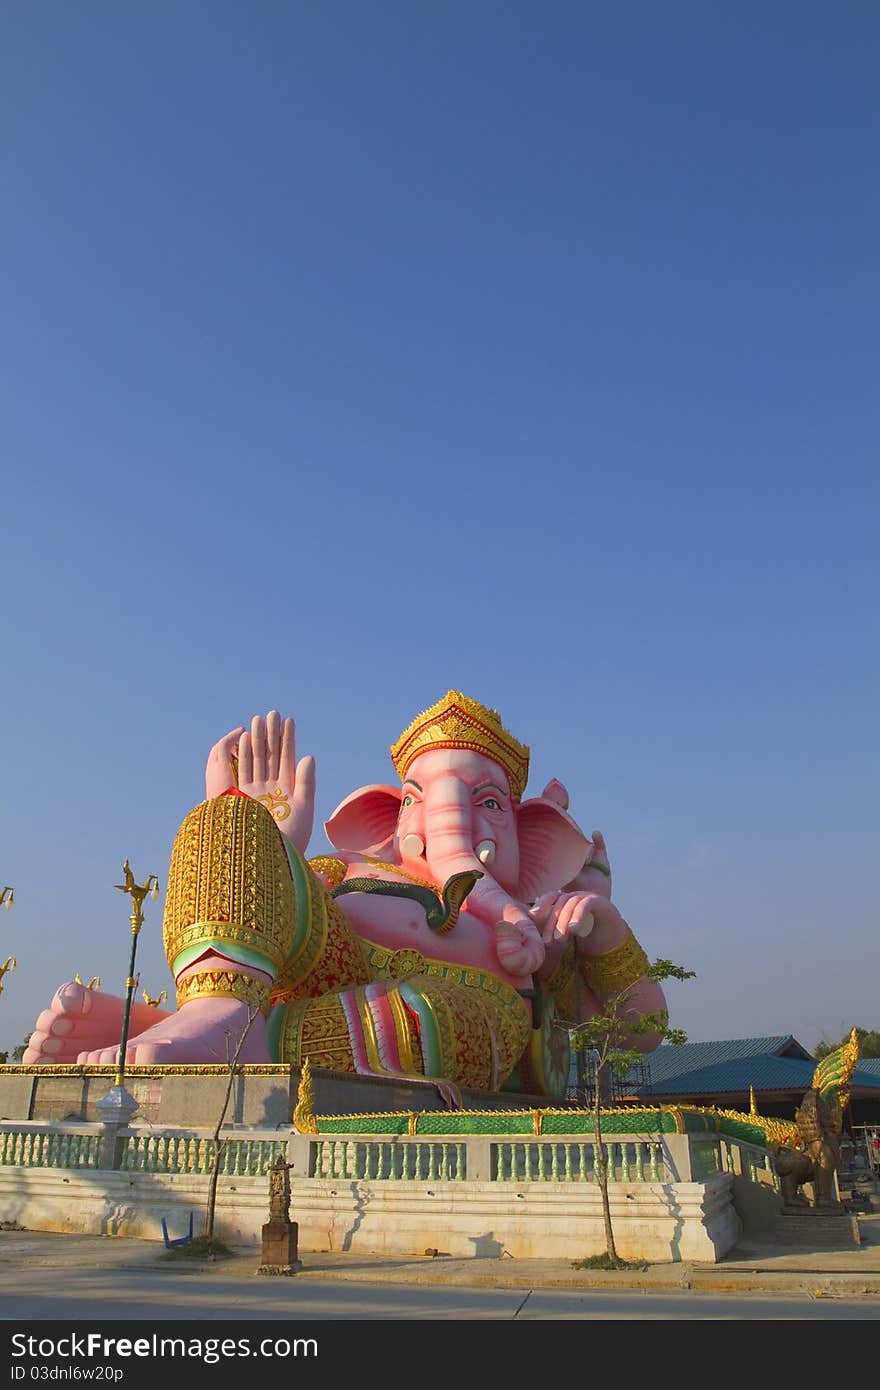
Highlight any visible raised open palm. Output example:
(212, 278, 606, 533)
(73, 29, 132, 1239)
(205, 711, 315, 854)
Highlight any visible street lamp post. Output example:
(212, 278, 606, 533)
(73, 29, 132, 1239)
(113, 861, 160, 1091)
(0, 957, 16, 995)
(0, 891, 16, 998)
(96, 862, 159, 1127)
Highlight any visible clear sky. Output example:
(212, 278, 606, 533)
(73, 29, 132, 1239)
(1, 2, 877, 1061)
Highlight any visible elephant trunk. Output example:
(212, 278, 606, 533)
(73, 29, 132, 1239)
(422, 778, 522, 928)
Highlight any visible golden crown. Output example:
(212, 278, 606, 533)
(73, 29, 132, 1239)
(390, 691, 530, 801)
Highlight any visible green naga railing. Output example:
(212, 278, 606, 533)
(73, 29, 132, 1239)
(0, 1127, 101, 1169)
(118, 1133, 288, 1176)
(0, 1120, 778, 1192)
(312, 1139, 467, 1181)
(494, 1138, 665, 1183)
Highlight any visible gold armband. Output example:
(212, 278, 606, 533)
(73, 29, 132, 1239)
(163, 794, 294, 980)
(175, 968, 272, 1014)
(579, 928, 649, 998)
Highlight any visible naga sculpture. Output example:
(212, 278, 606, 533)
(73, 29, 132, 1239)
(23, 692, 667, 1103)
(774, 1031, 860, 1209)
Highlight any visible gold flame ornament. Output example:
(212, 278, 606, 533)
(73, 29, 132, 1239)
(293, 1055, 318, 1134)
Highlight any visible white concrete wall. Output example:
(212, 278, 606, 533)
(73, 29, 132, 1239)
(0, 1166, 740, 1263)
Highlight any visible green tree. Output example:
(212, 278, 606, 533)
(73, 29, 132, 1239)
(204, 1006, 260, 1246)
(561, 959, 696, 1269)
(11, 1037, 30, 1063)
(815, 1027, 880, 1060)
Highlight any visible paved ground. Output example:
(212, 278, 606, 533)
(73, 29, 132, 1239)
(2, 1211, 879, 1299)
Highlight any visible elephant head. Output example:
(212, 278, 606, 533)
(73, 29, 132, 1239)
(324, 745, 594, 931)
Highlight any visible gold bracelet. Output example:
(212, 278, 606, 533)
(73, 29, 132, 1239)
(579, 927, 649, 998)
(175, 969, 271, 1015)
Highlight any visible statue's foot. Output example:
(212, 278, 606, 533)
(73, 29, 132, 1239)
(22, 983, 173, 1064)
(75, 997, 270, 1066)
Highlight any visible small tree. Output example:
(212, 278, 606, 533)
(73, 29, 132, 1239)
(204, 1005, 260, 1246)
(815, 1027, 880, 1060)
(563, 958, 695, 1269)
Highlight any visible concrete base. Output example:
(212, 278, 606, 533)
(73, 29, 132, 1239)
(261, 1218, 298, 1268)
(0, 1066, 547, 1127)
(0, 1166, 741, 1264)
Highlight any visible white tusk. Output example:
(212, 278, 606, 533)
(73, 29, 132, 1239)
(476, 840, 496, 865)
(401, 833, 425, 859)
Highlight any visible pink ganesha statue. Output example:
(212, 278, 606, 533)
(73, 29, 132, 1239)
(24, 692, 667, 1102)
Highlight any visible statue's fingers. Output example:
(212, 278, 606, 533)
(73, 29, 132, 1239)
(569, 907, 595, 939)
(288, 755, 316, 851)
(251, 715, 267, 782)
(216, 727, 245, 756)
(238, 731, 253, 787)
(266, 710, 282, 783)
(278, 717, 297, 790)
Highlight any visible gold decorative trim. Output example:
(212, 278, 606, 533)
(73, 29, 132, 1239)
(175, 969, 271, 1014)
(390, 691, 530, 801)
(4, 1064, 306, 1079)
(579, 928, 649, 998)
(308, 856, 348, 889)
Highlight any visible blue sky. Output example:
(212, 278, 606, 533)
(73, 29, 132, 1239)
(1, 2, 877, 1059)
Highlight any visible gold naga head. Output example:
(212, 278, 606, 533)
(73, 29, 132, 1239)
(73, 975, 101, 989)
(142, 989, 168, 1008)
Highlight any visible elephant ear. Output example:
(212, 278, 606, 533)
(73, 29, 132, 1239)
(516, 798, 593, 904)
(324, 784, 402, 854)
